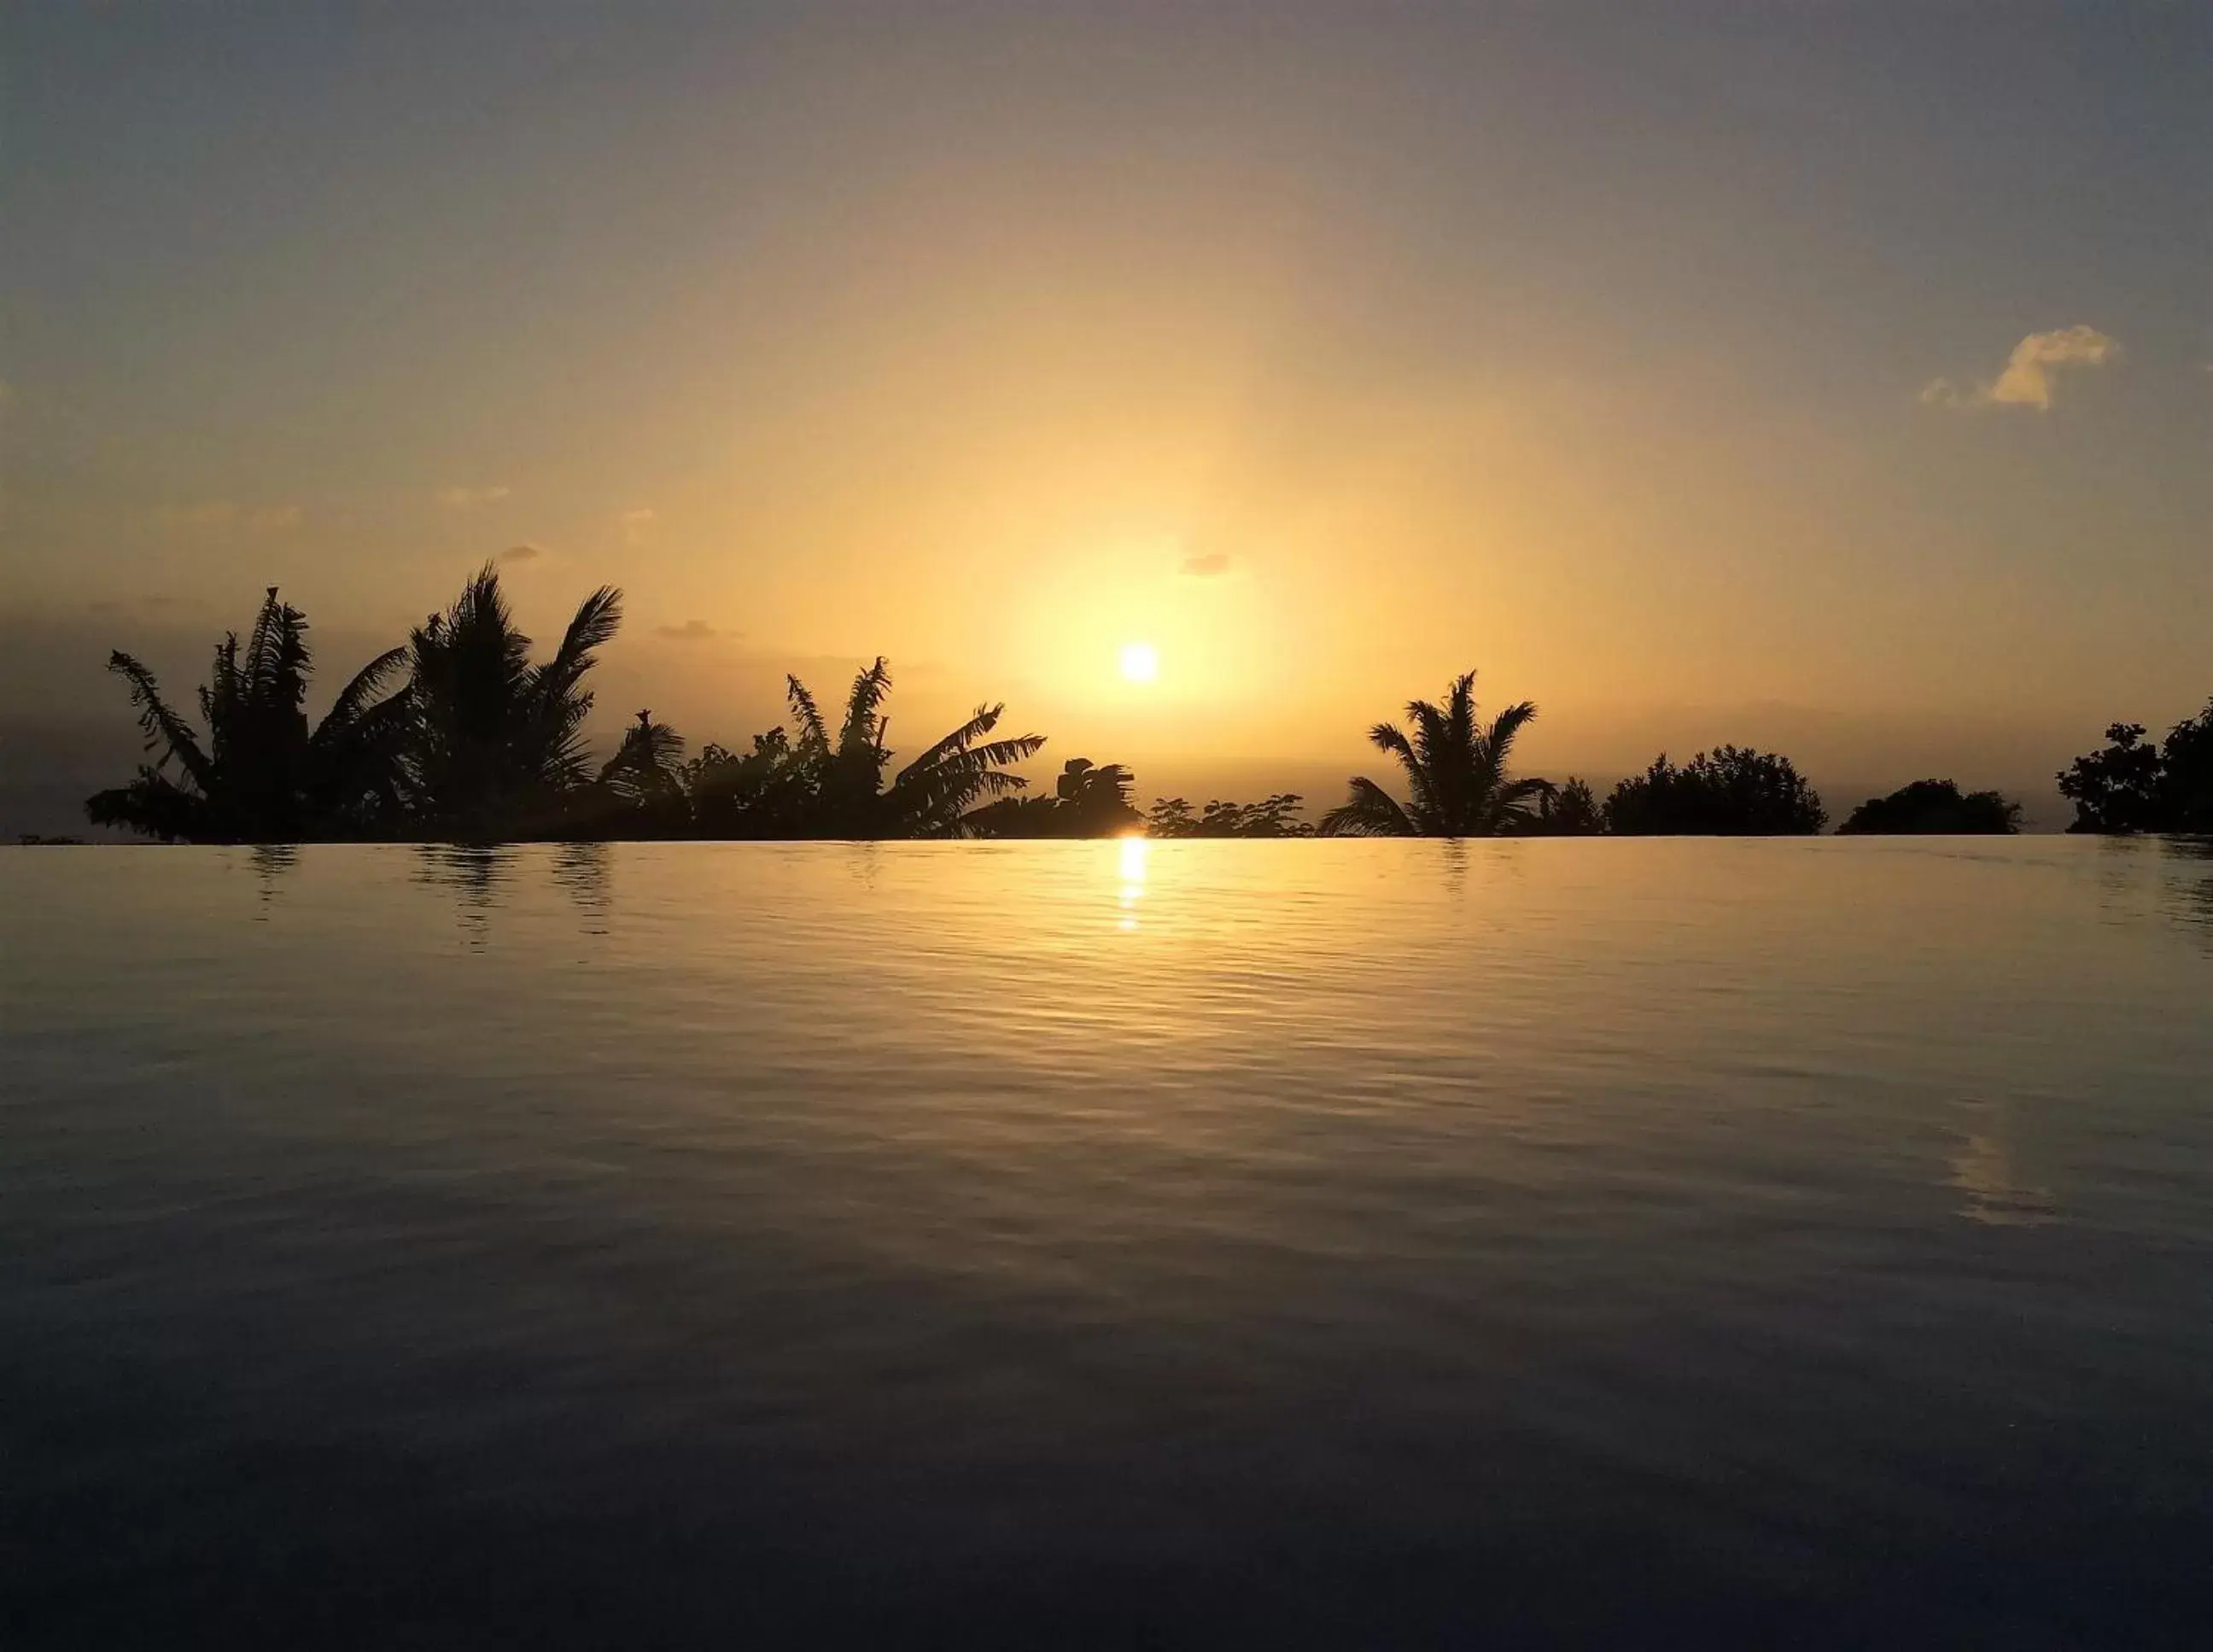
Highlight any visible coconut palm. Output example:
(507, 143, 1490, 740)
(581, 708, 689, 837)
(400, 563, 622, 838)
(1320, 670, 1550, 837)
(782, 657, 1045, 837)
(85, 587, 408, 842)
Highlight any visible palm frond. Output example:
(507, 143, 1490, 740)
(317, 647, 409, 737)
(85, 768, 212, 842)
(1319, 775, 1415, 837)
(895, 703, 1004, 785)
(1444, 671, 1477, 758)
(1484, 701, 1539, 767)
(839, 657, 893, 756)
(244, 589, 312, 712)
(915, 732, 1047, 777)
(537, 585, 623, 698)
(785, 675, 828, 748)
(107, 651, 213, 792)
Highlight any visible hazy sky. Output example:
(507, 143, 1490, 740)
(4, 2, 2210, 826)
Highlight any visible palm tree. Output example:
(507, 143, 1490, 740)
(400, 563, 622, 838)
(1320, 669, 1550, 837)
(782, 657, 1045, 837)
(582, 709, 689, 837)
(85, 587, 408, 842)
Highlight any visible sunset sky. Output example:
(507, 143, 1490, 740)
(5, 3, 2210, 828)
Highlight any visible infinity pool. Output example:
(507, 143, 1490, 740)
(4, 838, 2210, 1644)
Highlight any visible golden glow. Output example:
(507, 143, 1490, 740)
(1118, 641, 1160, 684)
(1117, 834, 1148, 931)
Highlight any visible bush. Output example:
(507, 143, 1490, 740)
(1838, 779, 2020, 835)
(1604, 746, 1826, 835)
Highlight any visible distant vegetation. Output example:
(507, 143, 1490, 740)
(969, 761, 1143, 838)
(1147, 795, 1313, 838)
(1601, 747, 1828, 836)
(1839, 779, 2019, 835)
(73, 569, 2205, 845)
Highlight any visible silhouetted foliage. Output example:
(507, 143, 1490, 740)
(2062, 703, 2213, 833)
(85, 587, 409, 842)
(1320, 670, 1550, 837)
(398, 564, 624, 840)
(2058, 723, 2165, 834)
(678, 728, 817, 838)
(571, 710, 691, 838)
(968, 758, 1142, 838)
(1603, 747, 1826, 835)
(1147, 795, 1313, 838)
(1521, 776, 1603, 836)
(1839, 779, 2020, 835)
(102, 575, 2197, 850)
(2166, 703, 2213, 833)
(775, 658, 1047, 838)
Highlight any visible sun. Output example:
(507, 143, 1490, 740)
(1118, 641, 1159, 683)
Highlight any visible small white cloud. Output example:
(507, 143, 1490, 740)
(1924, 324, 2118, 412)
(497, 543, 543, 564)
(436, 484, 511, 508)
(621, 506, 657, 546)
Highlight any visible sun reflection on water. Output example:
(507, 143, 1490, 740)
(1117, 835, 1147, 931)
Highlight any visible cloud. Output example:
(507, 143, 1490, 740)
(653, 620, 727, 643)
(1922, 324, 2118, 412)
(1180, 552, 1232, 577)
(497, 543, 543, 564)
(622, 506, 657, 546)
(436, 484, 511, 508)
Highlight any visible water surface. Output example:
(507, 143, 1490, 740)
(4, 839, 2211, 1645)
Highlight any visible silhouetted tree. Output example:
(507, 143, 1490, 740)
(2058, 723, 2165, 833)
(2163, 702, 2213, 833)
(1604, 746, 1826, 835)
(85, 587, 408, 842)
(574, 709, 690, 838)
(2060, 702, 2213, 833)
(1320, 670, 1550, 837)
(1147, 794, 1313, 838)
(1839, 779, 2020, 835)
(969, 758, 1142, 838)
(680, 728, 816, 838)
(1522, 776, 1603, 836)
(780, 658, 1046, 838)
(400, 563, 622, 839)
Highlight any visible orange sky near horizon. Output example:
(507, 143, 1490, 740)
(4, 5, 2210, 823)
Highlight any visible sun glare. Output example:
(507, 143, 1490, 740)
(1118, 641, 1159, 683)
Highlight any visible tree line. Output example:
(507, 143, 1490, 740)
(74, 569, 2210, 844)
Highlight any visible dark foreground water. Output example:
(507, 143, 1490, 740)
(4, 838, 2211, 1647)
